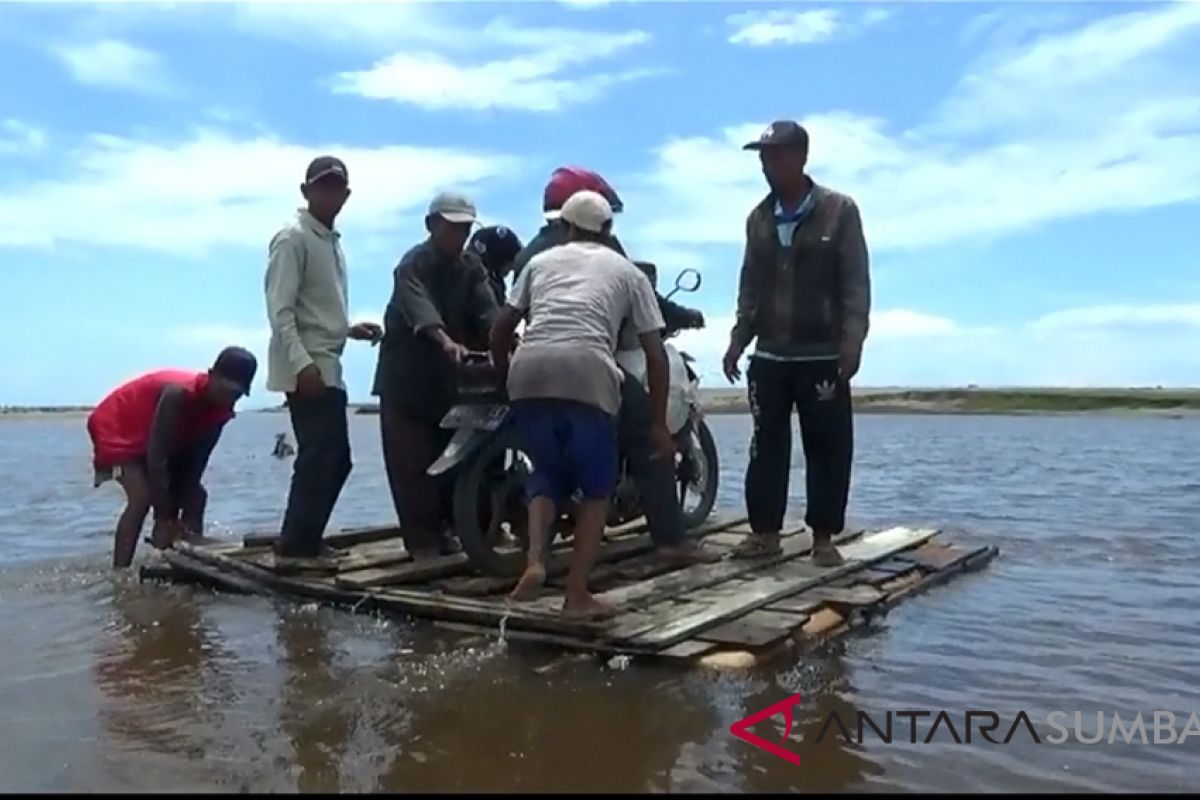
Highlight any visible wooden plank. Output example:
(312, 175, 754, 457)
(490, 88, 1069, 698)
(242, 524, 403, 549)
(616, 526, 939, 648)
(764, 596, 825, 615)
(335, 552, 471, 588)
(696, 609, 809, 648)
(802, 585, 885, 607)
(371, 587, 609, 638)
(529, 527, 863, 616)
(879, 544, 999, 610)
(869, 558, 921, 575)
(656, 640, 719, 660)
(439, 515, 745, 597)
(893, 541, 966, 571)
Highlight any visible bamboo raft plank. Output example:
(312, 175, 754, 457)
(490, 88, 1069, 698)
(148, 510, 1000, 668)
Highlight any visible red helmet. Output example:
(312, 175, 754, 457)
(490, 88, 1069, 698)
(542, 166, 624, 219)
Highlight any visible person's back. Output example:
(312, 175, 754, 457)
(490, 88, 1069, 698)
(508, 241, 651, 417)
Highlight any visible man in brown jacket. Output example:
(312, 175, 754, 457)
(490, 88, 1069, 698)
(722, 120, 871, 566)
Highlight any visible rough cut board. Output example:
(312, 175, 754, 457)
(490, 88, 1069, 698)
(612, 526, 938, 648)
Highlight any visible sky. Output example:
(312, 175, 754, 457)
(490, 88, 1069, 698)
(1, 0, 1198, 407)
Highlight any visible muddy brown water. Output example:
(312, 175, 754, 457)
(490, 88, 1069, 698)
(1, 411, 1198, 791)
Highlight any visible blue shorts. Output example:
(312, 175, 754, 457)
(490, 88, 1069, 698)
(510, 399, 617, 506)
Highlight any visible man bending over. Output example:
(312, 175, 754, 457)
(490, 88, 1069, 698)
(490, 191, 673, 619)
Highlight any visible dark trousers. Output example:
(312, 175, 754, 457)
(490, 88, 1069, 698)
(618, 368, 687, 548)
(380, 398, 452, 552)
(745, 357, 853, 536)
(278, 388, 352, 557)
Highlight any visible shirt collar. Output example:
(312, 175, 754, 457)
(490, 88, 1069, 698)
(298, 208, 340, 240)
(774, 182, 819, 221)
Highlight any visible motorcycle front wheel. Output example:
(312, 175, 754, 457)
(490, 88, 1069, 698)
(678, 416, 720, 531)
(452, 426, 534, 578)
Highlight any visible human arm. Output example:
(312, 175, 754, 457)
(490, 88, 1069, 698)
(724, 216, 758, 383)
(394, 251, 466, 362)
(265, 231, 323, 392)
(836, 199, 871, 380)
(628, 270, 673, 460)
(145, 385, 186, 520)
(658, 294, 704, 334)
(489, 260, 533, 373)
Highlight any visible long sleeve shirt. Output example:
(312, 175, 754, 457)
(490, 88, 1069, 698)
(264, 209, 350, 393)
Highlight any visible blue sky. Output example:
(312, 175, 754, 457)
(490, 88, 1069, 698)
(1, 0, 1198, 407)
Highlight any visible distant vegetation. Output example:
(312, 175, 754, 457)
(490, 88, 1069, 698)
(5, 388, 1200, 419)
(701, 387, 1200, 416)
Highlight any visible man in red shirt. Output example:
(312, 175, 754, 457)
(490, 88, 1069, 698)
(88, 346, 257, 568)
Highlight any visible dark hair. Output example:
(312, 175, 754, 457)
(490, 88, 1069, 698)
(568, 225, 611, 245)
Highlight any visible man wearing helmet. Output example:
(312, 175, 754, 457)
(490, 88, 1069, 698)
(468, 225, 524, 305)
(508, 166, 720, 566)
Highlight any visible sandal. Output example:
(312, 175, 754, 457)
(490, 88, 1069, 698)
(730, 534, 783, 560)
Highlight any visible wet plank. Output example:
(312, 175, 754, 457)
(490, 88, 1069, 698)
(656, 640, 719, 660)
(696, 609, 809, 648)
(530, 527, 864, 616)
(892, 541, 967, 571)
(335, 553, 472, 589)
(614, 526, 939, 648)
(801, 585, 886, 607)
(242, 524, 403, 550)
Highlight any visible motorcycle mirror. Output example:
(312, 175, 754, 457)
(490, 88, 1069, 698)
(668, 269, 701, 299)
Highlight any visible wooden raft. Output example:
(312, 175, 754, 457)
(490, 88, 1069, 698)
(151, 513, 998, 667)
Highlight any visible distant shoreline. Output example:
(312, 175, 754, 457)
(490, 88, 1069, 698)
(5, 388, 1200, 421)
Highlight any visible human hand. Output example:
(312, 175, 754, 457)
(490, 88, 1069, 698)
(722, 344, 743, 384)
(349, 322, 383, 344)
(838, 349, 861, 382)
(296, 364, 326, 395)
(649, 423, 676, 462)
(442, 340, 469, 364)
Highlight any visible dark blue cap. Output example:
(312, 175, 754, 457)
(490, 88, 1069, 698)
(211, 346, 258, 396)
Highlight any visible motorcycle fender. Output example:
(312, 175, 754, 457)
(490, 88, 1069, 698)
(427, 427, 490, 477)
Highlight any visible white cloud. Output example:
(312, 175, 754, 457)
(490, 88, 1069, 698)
(631, 3, 1200, 253)
(0, 129, 522, 254)
(51, 39, 173, 94)
(331, 19, 659, 112)
(673, 302, 1200, 389)
(0, 119, 46, 155)
(1030, 303, 1200, 332)
(727, 7, 891, 47)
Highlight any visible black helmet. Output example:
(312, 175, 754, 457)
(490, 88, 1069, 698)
(468, 225, 524, 277)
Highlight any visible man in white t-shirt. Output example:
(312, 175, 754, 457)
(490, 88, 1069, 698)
(490, 191, 673, 619)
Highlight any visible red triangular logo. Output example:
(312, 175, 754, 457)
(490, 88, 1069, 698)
(729, 694, 803, 765)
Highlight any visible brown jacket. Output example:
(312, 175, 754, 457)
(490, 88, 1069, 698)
(730, 183, 870, 360)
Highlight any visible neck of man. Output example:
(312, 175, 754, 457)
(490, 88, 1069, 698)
(775, 173, 813, 210)
(308, 205, 336, 231)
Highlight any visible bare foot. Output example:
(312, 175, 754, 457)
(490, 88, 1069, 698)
(508, 564, 546, 602)
(562, 592, 615, 620)
(811, 542, 845, 568)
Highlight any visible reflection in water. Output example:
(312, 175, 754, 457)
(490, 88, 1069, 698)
(274, 606, 354, 792)
(93, 582, 216, 759)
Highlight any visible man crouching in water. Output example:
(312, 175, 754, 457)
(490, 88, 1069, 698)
(490, 191, 673, 618)
(88, 347, 257, 567)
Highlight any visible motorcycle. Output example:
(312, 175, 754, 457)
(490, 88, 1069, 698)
(427, 268, 721, 577)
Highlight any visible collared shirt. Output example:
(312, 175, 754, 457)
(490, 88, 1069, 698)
(264, 209, 351, 393)
(774, 185, 818, 247)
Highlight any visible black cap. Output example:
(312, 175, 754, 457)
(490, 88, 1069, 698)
(468, 225, 524, 274)
(305, 155, 349, 185)
(743, 120, 809, 152)
(211, 346, 258, 396)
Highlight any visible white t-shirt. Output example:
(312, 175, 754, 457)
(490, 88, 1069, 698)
(506, 241, 665, 416)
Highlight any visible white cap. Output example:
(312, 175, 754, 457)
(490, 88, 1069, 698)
(428, 190, 478, 224)
(559, 190, 613, 234)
